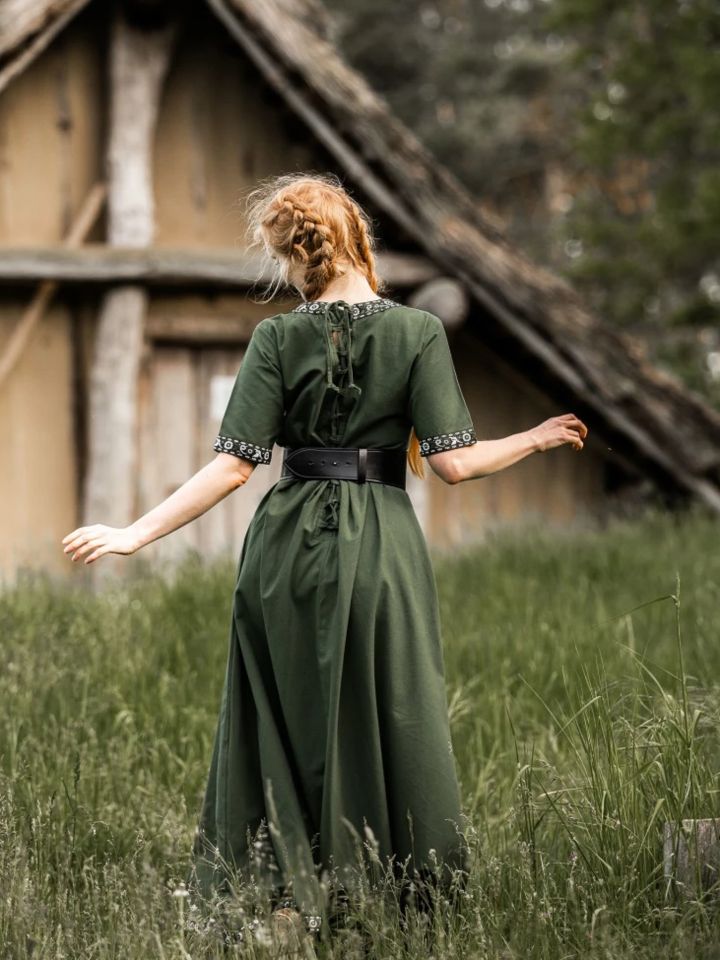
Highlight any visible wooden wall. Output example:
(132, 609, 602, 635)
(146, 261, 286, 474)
(152, 8, 318, 248)
(0, 8, 104, 245)
(135, 293, 290, 570)
(0, 4, 612, 584)
(424, 326, 607, 552)
(0, 7, 102, 584)
(0, 298, 79, 581)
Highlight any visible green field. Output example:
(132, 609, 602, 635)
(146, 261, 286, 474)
(2, 505, 720, 958)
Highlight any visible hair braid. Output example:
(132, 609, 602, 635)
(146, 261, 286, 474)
(274, 194, 339, 301)
(345, 199, 380, 294)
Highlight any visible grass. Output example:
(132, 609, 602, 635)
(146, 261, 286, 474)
(2, 504, 720, 957)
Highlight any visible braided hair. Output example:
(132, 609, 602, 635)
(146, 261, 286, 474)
(247, 173, 380, 301)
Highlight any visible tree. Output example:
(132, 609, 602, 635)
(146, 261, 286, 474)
(326, 0, 566, 255)
(326, 0, 720, 404)
(544, 0, 720, 322)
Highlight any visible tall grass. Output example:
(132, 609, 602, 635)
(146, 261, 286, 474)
(2, 504, 720, 957)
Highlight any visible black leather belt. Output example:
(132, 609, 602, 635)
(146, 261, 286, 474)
(281, 446, 407, 490)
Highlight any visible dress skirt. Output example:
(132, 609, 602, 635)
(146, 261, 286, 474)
(188, 475, 470, 929)
(188, 297, 478, 934)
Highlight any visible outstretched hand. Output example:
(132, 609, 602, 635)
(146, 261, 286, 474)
(61, 525, 140, 564)
(530, 413, 588, 452)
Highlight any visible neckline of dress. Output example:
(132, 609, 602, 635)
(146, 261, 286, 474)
(291, 297, 401, 320)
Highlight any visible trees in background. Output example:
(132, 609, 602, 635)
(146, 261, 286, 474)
(327, 0, 720, 405)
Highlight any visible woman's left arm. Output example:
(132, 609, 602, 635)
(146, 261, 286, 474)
(62, 453, 256, 564)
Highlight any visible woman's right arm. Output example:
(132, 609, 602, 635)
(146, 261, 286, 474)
(62, 453, 256, 564)
(427, 413, 588, 485)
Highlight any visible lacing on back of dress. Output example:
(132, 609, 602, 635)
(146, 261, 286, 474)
(289, 298, 402, 533)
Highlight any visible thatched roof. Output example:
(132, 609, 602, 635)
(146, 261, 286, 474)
(0, 0, 92, 93)
(3, 0, 720, 509)
(206, 0, 720, 510)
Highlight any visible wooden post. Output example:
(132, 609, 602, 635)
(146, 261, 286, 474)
(663, 819, 720, 899)
(82, 7, 175, 566)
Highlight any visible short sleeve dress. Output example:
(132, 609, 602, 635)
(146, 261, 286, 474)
(189, 297, 478, 934)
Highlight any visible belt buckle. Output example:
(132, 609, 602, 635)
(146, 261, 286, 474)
(357, 447, 367, 483)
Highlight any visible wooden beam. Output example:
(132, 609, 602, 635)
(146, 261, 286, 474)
(83, 12, 175, 542)
(0, 247, 439, 288)
(407, 277, 469, 330)
(0, 183, 106, 390)
(146, 312, 257, 343)
(0, 0, 94, 95)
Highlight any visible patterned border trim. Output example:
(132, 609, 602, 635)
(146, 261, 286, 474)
(276, 897, 323, 935)
(419, 428, 477, 457)
(184, 908, 322, 944)
(292, 297, 400, 320)
(214, 435, 272, 463)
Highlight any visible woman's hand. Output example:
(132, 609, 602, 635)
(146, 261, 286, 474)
(61, 524, 141, 564)
(60, 455, 252, 565)
(529, 413, 588, 452)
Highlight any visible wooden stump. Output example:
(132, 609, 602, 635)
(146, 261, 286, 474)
(663, 819, 720, 898)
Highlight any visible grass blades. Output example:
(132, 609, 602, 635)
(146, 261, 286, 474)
(2, 504, 720, 956)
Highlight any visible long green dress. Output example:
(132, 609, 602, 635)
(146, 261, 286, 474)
(188, 297, 478, 934)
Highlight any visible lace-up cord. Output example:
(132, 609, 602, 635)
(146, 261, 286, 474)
(316, 302, 364, 533)
(323, 303, 362, 400)
(318, 490, 340, 531)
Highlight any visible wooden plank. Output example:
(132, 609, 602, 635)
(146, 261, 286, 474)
(197, 348, 247, 556)
(0, 17, 104, 245)
(146, 312, 257, 343)
(0, 182, 106, 389)
(0, 246, 439, 287)
(0, 300, 78, 582)
(138, 347, 201, 565)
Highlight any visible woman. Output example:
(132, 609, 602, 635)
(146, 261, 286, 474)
(62, 173, 587, 945)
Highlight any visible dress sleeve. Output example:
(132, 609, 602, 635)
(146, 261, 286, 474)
(408, 313, 478, 457)
(213, 318, 284, 465)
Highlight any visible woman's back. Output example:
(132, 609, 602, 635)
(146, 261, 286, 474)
(213, 297, 477, 466)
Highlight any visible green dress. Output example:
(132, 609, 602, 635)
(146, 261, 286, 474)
(189, 297, 478, 934)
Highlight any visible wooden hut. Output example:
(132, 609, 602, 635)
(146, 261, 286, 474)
(1, 0, 719, 583)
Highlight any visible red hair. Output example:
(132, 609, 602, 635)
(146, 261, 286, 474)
(247, 173, 424, 479)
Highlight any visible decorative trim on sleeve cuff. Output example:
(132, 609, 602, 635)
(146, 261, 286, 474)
(418, 428, 477, 457)
(214, 435, 272, 463)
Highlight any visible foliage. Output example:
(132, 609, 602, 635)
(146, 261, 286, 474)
(3, 507, 720, 956)
(326, 0, 567, 246)
(326, 0, 720, 404)
(542, 0, 720, 334)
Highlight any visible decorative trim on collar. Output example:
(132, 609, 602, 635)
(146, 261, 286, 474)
(292, 298, 401, 320)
